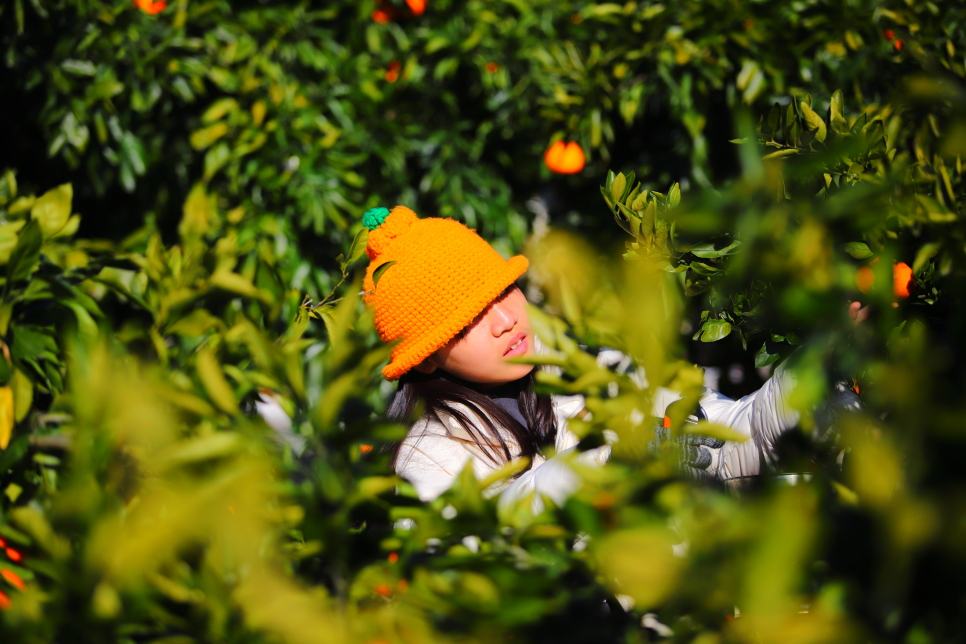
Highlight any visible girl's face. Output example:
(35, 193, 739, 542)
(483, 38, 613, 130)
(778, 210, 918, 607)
(417, 286, 536, 386)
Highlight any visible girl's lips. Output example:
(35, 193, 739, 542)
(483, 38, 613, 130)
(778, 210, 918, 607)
(504, 334, 528, 358)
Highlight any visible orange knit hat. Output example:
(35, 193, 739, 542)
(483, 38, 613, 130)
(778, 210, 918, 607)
(362, 206, 529, 380)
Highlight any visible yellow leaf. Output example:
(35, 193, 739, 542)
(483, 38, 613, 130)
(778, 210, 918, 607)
(596, 527, 682, 607)
(180, 183, 215, 239)
(0, 221, 27, 264)
(800, 101, 827, 143)
(0, 386, 14, 449)
(157, 432, 244, 469)
(31, 183, 73, 238)
(762, 148, 802, 160)
(251, 101, 267, 126)
(11, 369, 32, 423)
(53, 214, 82, 238)
(685, 421, 748, 443)
(196, 347, 238, 415)
(209, 270, 269, 303)
(202, 97, 239, 123)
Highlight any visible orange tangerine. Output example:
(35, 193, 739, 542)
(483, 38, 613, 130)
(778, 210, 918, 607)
(374, 583, 392, 596)
(405, 0, 426, 15)
(893, 262, 913, 298)
(1, 569, 25, 591)
(544, 141, 585, 174)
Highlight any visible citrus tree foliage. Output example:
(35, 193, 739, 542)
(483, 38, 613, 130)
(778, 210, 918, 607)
(5, 0, 964, 251)
(1, 1, 966, 644)
(603, 72, 965, 365)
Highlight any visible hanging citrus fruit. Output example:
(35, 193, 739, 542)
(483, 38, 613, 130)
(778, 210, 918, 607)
(854, 258, 913, 299)
(405, 0, 426, 15)
(385, 60, 401, 83)
(132, 0, 166, 14)
(893, 261, 913, 298)
(855, 262, 876, 294)
(544, 141, 585, 174)
(372, 0, 424, 22)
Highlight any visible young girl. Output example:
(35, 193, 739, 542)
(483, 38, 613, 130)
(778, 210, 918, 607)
(361, 205, 857, 506)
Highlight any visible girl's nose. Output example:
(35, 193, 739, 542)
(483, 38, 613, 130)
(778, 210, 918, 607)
(488, 300, 517, 335)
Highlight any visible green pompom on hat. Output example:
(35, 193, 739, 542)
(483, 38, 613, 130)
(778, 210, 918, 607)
(363, 207, 391, 231)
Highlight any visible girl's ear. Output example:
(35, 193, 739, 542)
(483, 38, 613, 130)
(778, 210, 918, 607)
(413, 356, 437, 375)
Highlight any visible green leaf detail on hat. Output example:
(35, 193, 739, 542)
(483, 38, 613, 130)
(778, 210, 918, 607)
(363, 207, 390, 231)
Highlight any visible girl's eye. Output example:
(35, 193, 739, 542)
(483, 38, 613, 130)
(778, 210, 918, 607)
(495, 284, 517, 302)
(452, 284, 518, 342)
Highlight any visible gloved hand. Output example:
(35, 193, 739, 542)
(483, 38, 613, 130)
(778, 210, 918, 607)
(648, 402, 724, 481)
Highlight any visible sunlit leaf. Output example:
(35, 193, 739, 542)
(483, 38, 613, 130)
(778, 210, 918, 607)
(30, 184, 72, 238)
(843, 241, 874, 259)
(697, 319, 731, 342)
(196, 347, 239, 415)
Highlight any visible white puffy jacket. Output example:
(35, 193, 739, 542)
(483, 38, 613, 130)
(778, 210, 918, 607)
(394, 361, 860, 509)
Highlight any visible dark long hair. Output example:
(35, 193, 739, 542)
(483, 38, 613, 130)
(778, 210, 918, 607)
(388, 369, 558, 473)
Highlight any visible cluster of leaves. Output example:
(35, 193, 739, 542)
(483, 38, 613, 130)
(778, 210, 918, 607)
(0, 170, 402, 641)
(1, 1, 966, 644)
(6, 0, 965, 257)
(603, 68, 966, 365)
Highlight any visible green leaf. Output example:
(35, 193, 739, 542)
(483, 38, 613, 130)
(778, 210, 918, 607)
(689, 239, 741, 258)
(600, 185, 617, 212)
(6, 220, 42, 281)
(0, 434, 29, 472)
(621, 172, 636, 199)
(688, 261, 720, 276)
(30, 184, 72, 238)
(119, 132, 147, 176)
(63, 300, 99, 341)
(372, 261, 396, 288)
(698, 319, 732, 342)
(0, 304, 12, 337)
(843, 242, 874, 260)
(754, 341, 781, 368)
(766, 103, 782, 138)
(61, 59, 96, 76)
(912, 242, 941, 274)
(11, 325, 56, 361)
(342, 228, 369, 271)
